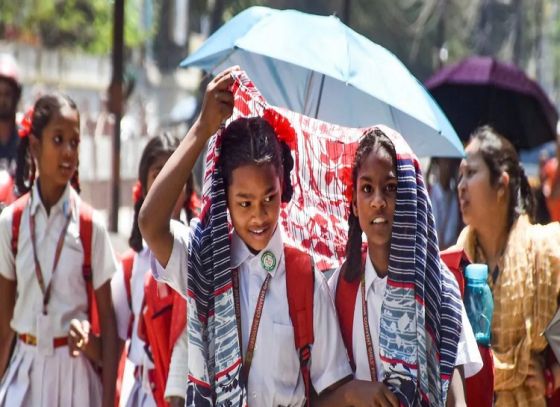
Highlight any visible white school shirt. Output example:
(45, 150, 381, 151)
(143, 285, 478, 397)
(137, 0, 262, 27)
(0, 182, 118, 337)
(152, 224, 352, 406)
(111, 245, 154, 368)
(328, 252, 483, 381)
(165, 324, 189, 399)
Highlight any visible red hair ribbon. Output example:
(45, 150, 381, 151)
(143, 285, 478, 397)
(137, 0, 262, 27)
(262, 108, 297, 150)
(132, 180, 143, 204)
(18, 107, 33, 139)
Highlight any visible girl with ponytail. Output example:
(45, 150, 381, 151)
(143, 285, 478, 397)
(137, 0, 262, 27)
(0, 93, 119, 406)
(454, 126, 560, 406)
(106, 132, 197, 407)
(324, 127, 482, 406)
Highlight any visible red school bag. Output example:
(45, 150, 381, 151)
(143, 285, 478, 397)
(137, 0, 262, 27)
(11, 193, 100, 336)
(139, 273, 177, 407)
(285, 246, 315, 407)
(114, 248, 135, 407)
(116, 249, 185, 407)
(440, 248, 494, 407)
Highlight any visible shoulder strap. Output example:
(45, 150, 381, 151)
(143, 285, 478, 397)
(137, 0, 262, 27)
(121, 248, 135, 310)
(334, 263, 360, 371)
(11, 193, 30, 257)
(78, 201, 99, 335)
(121, 248, 136, 338)
(440, 247, 470, 298)
(285, 246, 314, 407)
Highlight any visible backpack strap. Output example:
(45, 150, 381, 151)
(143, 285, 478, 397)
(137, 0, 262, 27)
(440, 248, 470, 298)
(334, 263, 360, 371)
(11, 193, 30, 257)
(285, 246, 314, 407)
(78, 201, 99, 335)
(120, 248, 135, 338)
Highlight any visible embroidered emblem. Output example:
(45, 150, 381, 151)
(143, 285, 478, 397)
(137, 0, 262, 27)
(260, 250, 276, 272)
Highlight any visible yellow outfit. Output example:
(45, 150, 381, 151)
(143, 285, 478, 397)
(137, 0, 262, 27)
(455, 215, 560, 407)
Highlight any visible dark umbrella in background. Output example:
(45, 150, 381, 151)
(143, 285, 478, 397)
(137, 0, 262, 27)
(426, 56, 558, 150)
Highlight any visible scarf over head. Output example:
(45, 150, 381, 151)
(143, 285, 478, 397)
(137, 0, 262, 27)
(184, 71, 462, 406)
(367, 128, 463, 405)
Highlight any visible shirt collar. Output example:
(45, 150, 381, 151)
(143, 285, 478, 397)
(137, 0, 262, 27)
(230, 225, 284, 277)
(364, 248, 387, 294)
(30, 181, 76, 220)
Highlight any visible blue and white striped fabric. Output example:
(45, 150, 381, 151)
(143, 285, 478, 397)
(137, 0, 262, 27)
(379, 130, 462, 406)
(184, 74, 266, 407)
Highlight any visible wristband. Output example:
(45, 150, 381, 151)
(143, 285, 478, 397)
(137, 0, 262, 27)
(543, 368, 555, 399)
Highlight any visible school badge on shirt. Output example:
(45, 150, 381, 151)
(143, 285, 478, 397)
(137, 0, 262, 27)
(261, 250, 276, 273)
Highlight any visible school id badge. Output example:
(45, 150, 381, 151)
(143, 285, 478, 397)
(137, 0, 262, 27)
(36, 313, 55, 356)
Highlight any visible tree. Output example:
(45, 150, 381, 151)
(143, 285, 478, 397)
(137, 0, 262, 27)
(0, 0, 150, 54)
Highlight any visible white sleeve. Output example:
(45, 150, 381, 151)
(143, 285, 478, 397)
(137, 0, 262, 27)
(150, 220, 190, 299)
(0, 205, 15, 281)
(111, 264, 132, 341)
(455, 304, 483, 378)
(91, 210, 119, 290)
(164, 324, 189, 400)
(310, 269, 353, 394)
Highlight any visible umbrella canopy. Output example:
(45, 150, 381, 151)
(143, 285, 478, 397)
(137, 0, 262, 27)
(180, 6, 463, 158)
(426, 56, 558, 150)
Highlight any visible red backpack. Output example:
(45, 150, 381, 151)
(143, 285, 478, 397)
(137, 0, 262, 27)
(284, 246, 315, 407)
(11, 192, 99, 335)
(441, 248, 494, 407)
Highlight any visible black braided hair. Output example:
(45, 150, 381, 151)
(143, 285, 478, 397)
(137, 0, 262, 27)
(129, 132, 181, 252)
(343, 128, 397, 282)
(15, 93, 79, 196)
(220, 117, 294, 203)
(468, 126, 535, 228)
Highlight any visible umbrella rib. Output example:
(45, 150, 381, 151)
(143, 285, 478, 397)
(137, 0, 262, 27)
(314, 74, 326, 118)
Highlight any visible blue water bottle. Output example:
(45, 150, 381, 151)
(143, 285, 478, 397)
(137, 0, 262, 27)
(464, 264, 494, 346)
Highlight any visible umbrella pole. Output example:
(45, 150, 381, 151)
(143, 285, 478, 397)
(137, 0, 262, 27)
(314, 74, 326, 118)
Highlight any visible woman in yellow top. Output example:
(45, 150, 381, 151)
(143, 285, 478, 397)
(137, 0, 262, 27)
(454, 125, 560, 406)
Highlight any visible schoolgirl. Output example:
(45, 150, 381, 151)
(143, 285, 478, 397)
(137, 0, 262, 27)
(0, 93, 119, 406)
(69, 133, 195, 406)
(327, 128, 483, 406)
(139, 67, 353, 406)
(111, 132, 193, 407)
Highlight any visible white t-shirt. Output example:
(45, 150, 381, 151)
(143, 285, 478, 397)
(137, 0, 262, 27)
(151, 224, 352, 406)
(0, 183, 118, 337)
(328, 252, 483, 381)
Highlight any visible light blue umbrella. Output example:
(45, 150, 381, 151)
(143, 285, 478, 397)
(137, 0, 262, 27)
(181, 6, 463, 157)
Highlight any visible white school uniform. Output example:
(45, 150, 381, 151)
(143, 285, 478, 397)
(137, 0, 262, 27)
(112, 246, 156, 407)
(152, 224, 352, 406)
(328, 250, 483, 382)
(113, 221, 191, 406)
(0, 182, 118, 407)
(164, 324, 189, 400)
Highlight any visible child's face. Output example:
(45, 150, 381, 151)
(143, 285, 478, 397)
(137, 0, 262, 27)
(352, 147, 397, 256)
(32, 106, 80, 189)
(227, 163, 282, 253)
(146, 153, 185, 219)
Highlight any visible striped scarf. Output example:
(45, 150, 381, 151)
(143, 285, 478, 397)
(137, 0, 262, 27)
(185, 72, 461, 406)
(378, 130, 462, 406)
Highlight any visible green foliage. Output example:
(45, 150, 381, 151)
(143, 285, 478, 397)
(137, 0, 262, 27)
(0, 0, 152, 54)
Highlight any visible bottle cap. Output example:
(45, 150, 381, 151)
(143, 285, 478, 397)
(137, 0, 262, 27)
(465, 263, 488, 280)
